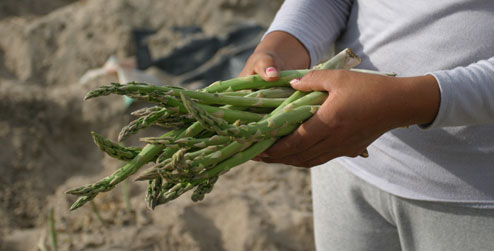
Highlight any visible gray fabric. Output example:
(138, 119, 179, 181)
(312, 162, 494, 251)
(266, 0, 494, 203)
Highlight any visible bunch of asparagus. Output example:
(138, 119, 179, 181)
(66, 49, 386, 211)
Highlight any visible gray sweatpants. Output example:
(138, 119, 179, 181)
(311, 161, 494, 251)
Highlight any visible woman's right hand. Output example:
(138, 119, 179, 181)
(238, 31, 311, 81)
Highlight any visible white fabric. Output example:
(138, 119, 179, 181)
(266, 0, 494, 203)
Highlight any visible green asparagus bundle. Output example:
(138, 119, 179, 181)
(66, 48, 390, 211)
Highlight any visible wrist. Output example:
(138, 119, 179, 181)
(394, 74, 441, 127)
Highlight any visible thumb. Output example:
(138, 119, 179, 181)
(254, 54, 280, 81)
(289, 70, 327, 92)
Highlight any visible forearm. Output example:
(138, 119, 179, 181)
(255, 31, 310, 70)
(345, 56, 494, 130)
(391, 75, 440, 128)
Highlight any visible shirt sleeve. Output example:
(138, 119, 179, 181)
(264, 0, 353, 67)
(426, 56, 494, 128)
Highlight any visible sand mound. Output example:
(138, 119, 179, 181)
(0, 0, 315, 250)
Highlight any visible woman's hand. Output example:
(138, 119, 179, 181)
(238, 31, 310, 81)
(257, 70, 440, 167)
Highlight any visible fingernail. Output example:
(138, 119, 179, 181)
(265, 67, 278, 78)
(289, 78, 301, 85)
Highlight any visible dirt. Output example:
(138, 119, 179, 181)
(0, 0, 315, 250)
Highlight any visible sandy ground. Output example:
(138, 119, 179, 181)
(0, 1, 316, 250)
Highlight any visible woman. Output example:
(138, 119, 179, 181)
(240, 0, 494, 250)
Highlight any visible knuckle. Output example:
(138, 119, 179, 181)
(331, 69, 347, 80)
(260, 54, 275, 64)
(329, 69, 349, 87)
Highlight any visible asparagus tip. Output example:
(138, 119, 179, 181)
(69, 196, 89, 211)
(65, 188, 80, 195)
(345, 48, 360, 61)
(90, 131, 100, 140)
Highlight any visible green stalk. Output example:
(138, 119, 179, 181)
(248, 87, 295, 98)
(203, 69, 311, 93)
(118, 107, 172, 142)
(350, 68, 397, 76)
(92, 87, 266, 123)
(313, 48, 361, 70)
(49, 208, 57, 251)
(130, 106, 169, 117)
(141, 135, 231, 149)
(217, 90, 253, 96)
(223, 87, 295, 110)
(86, 82, 286, 108)
(121, 180, 132, 213)
(164, 88, 287, 107)
(280, 91, 328, 111)
(193, 138, 277, 181)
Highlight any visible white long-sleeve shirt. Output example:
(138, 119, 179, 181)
(266, 0, 494, 203)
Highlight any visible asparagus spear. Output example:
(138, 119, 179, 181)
(91, 131, 142, 161)
(86, 82, 287, 108)
(119, 107, 172, 142)
(141, 135, 232, 149)
(87, 88, 266, 123)
(203, 69, 311, 93)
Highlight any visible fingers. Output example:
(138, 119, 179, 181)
(300, 153, 338, 168)
(258, 145, 337, 168)
(253, 53, 280, 81)
(238, 53, 280, 81)
(258, 138, 367, 168)
(238, 63, 256, 77)
(290, 70, 340, 92)
(262, 110, 329, 159)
